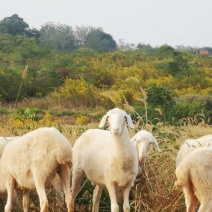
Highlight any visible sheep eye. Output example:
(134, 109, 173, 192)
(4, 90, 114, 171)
(124, 116, 128, 123)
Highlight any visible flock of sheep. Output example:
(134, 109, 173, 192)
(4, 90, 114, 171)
(0, 107, 211, 212)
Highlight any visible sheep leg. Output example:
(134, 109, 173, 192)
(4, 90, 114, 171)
(57, 164, 71, 212)
(4, 177, 16, 212)
(106, 185, 119, 212)
(51, 174, 64, 201)
(198, 199, 212, 212)
(22, 189, 30, 212)
(92, 185, 103, 212)
(183, 186, 198, 212)
(70, 168, 85, 212)
(122, 185, 131, 212)
(34, 179, 48, 212)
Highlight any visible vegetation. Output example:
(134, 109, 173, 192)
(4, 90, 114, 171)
(0, 14, 211, 211)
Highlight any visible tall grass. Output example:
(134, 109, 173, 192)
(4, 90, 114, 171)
(13, 65, 28, 110)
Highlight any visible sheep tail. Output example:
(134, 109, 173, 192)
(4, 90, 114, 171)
(59, 158, 72, 168)
(174, 180, 183, 189)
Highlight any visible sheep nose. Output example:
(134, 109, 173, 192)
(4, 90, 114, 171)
(139, 156, 146, 163)
(112, 128, 120, 134)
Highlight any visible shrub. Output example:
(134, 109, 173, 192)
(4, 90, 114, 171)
(52, 78, 99, 107)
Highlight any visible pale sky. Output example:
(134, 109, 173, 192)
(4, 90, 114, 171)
(1, 0, 212, 48)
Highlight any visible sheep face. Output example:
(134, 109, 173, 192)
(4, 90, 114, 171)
(132, 130, 161, 164)
(99, 108, 134, 135)
(133, 136, 152, 163)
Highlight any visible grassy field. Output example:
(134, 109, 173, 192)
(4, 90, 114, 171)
(0, 107, 211, 211)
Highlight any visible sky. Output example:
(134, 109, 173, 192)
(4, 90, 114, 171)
(1, 0, 212, 48)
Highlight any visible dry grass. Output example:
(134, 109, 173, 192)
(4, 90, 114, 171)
(131, 153, 185, 212)
(0, 113, 211, 211)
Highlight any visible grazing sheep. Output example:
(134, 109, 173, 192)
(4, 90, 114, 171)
(0, 127, 73, 212)
(176, 134, 212, 167)
(175, 147, 212, 212)
(70, 108, 138, 212)
(131, 130, 161, 165)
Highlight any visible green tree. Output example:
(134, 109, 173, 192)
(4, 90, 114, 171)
(74, 25, 96, 46)
(25, 28, 41, 39)
(0, 34, 15, 53)
(168, 53, 189, 76)
(146, 84, 176, 109)
(0, 69, 21, 101)
(137, 43, 153, 53)
(84, 29, 117, 52)
(34, 69, 64, 96)
(0, 14, 29, 36)
(39, 22, 77, 52)
(154, 45, 177, 59)
(0, 34, 50, 64)
(145, 84, 176, 123)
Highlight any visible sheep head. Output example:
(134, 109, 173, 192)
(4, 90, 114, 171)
(99, 108, 134, 135)
(131, 130, 161, 164)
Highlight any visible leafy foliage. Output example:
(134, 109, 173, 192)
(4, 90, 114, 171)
(0, 14, 29, 36)
(39, 22, 77, 52)
(146, 84, 176, 109)
(52, 78, 98, 107)
(84, 29, 117, 52)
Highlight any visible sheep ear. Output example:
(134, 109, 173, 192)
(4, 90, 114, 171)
(153, 137, 161, 152)
(126, 115, 134, 129)
(131, 135, 136, 142)
(99, 115, 107, 128)
(131, 135, 137, 145)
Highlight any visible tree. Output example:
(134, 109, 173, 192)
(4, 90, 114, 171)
(154, 45, 177, 59)
(25, 28, 41, 39)
(74, 25, 97, 46)
(0, 69, 21, 101)
(0, 34, 14, 53)
(137, 43, 153, 53)
(146, 84, 176, 109)
(84, 29, 117, 52)
(39, 22, 77, 52)
(168, 53, 189, 76)
(0, 14, 29, 36)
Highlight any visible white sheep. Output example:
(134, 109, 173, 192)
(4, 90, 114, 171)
(175, 147, 212, 211)
(0, 136, 64, 211)
(0, 127, 73, 212)
(176, 134, 212, 167)
(131, 130, 161, 165)
(70, 108, 138, 212)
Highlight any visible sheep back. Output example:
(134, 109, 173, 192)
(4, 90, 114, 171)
(176, 135, 212, 167)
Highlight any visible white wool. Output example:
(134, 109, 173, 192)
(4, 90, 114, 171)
(176, 134, 212, 167)
(175, 147, 212, 211)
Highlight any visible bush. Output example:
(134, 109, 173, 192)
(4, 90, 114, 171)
(52, 78, 99, 107)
